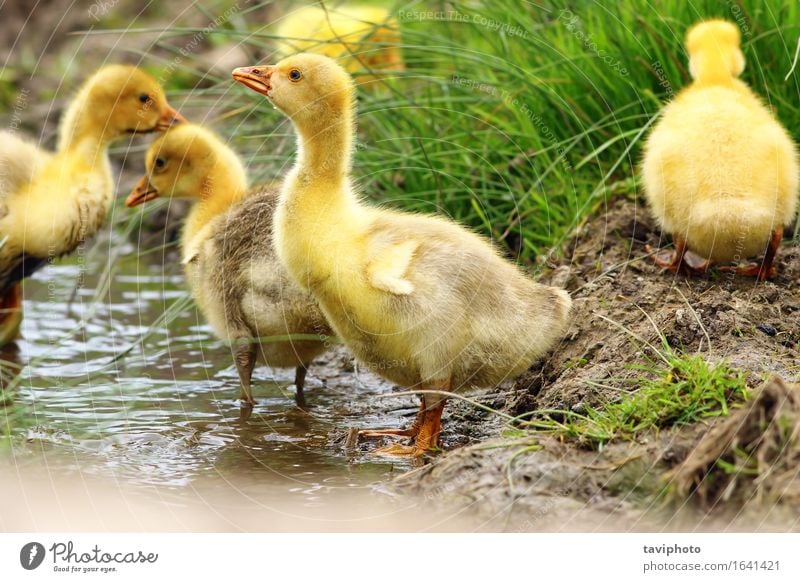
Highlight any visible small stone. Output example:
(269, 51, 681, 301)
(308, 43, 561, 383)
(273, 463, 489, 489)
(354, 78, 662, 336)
(571, 402, 586, 414)
(757, 324, 777, 337)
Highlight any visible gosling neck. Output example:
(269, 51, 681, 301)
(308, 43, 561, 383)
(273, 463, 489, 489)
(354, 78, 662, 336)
(691, 52, 737, 86)
(184, 166, 248, 244)
(57, 89, 119, 155)
(291, 107, 355, 188)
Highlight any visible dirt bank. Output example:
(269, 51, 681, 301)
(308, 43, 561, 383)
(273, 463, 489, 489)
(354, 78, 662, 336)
(391, 196, 800, 531)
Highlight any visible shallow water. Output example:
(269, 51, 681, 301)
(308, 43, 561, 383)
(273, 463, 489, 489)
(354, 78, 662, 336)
(1, 233, 433, 527)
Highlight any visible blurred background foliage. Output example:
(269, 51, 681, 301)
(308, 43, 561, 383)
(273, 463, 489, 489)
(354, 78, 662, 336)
(1, 0, 799, 261)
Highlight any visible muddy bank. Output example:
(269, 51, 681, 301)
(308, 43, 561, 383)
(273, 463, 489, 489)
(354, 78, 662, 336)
(392, 196, 800, 531)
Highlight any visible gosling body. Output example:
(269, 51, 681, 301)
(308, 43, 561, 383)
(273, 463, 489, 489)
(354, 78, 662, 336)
(643, 20, 799, 279)
(127, 124, 331, 406)
(0, 65, 182, 343)
(234, 54, 571, 455)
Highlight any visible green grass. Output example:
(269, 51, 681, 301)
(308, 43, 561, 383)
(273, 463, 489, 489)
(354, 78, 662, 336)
(7, 0, 798, 257)
(523, 352, 750, 449)
(191, 0, 800, 261)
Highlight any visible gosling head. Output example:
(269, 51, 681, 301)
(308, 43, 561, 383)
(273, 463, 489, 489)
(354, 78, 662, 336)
(686, 20, 745, 81)
(125, 123, 246, 207)
(78, 65, 185, 141)
(232, 53, 354, 125)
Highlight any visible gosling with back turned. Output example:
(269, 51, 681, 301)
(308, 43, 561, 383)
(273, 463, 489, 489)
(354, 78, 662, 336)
(642, 20, 799, 280)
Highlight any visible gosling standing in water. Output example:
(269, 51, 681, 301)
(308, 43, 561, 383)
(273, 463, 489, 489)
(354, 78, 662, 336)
(126, 124, 332, 408)
(234, 55, 572, 456)
(0, 65, 183, 344)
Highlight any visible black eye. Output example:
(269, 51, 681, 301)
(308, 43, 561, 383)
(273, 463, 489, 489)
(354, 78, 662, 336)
(139, 93, 151, 104)
(288, 69, 302, 82)
(154, 157, 166, 169)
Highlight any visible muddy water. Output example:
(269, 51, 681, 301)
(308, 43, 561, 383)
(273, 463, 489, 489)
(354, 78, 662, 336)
(2, 233, 447, 529)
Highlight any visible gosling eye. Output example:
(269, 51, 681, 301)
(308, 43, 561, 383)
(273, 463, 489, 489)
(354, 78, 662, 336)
(139, 93, 152, 104)
(154, 157, 167, 170)
(288, 69, 302, 82)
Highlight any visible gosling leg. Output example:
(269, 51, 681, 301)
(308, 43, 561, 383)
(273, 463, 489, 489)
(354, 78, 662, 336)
(294, 364, 308, 408)
(372, 380, 451, 457)
(234, 343, 257, 407)
(647, 236, 711, 276)
(374, 398, 447, 458)
(0, 283, 23, 346)
(359, 397, 426, 439)
(719, 227, 782, 281)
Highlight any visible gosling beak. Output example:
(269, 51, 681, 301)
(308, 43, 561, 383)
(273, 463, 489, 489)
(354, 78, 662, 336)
(232, 66, 274, 96)
(125, 175, 160, 207)
(155, 103, 186, 131)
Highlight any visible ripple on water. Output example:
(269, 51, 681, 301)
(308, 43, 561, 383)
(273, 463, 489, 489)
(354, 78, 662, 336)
(12, 252, 411, 506)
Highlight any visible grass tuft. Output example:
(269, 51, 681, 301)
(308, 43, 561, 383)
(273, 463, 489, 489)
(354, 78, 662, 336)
(524, 353, 749, 449)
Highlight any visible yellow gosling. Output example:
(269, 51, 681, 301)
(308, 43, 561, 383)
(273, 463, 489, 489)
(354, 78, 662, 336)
(0, 65, 183, 344)
(233, 54, 572, 457)
(126, 123, 332, 408)
(274, 5, 403, 78)
(642, 20, 799, 280)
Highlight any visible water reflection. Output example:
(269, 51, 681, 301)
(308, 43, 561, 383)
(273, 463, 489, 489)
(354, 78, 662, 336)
(6, 248, 416, 509)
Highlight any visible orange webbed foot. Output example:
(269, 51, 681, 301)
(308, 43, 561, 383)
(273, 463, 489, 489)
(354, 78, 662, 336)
(372, 442, 428, 458)
(359, 427, 418, 439)
(645, 241, 711, 276)
(647, 245, 680, 270)
(359, 391, 447, 457)
(369, 398, 446, 458)
(718, 262, 777, 281)
(718, 228, 782, 282)
(359, 398, 427, 440)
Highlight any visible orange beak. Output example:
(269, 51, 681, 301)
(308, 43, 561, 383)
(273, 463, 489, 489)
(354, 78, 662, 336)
(232, 66, 274, 96)
(125, 175, 160, 207)
(155, 103, 186, 131)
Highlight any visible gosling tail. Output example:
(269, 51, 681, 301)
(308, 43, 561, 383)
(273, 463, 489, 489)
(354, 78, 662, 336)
(687, 198, 778, 264)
